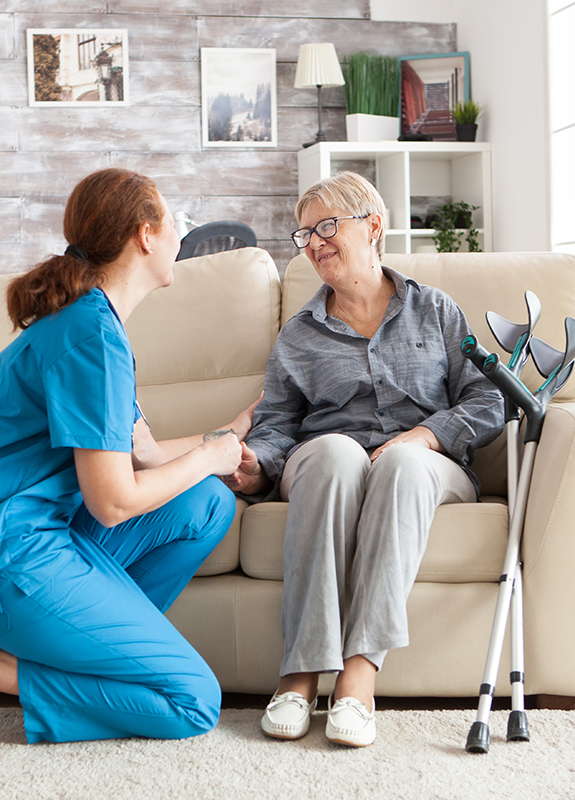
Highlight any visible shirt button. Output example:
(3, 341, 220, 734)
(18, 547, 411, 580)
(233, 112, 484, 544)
(416, 342, 423, 348)
(377, 410, 384, 416)
(377, 379, 383, 385)
(370, 347, 376, 353)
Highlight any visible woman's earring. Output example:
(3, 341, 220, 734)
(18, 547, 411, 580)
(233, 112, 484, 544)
(370, 238, 377, 247)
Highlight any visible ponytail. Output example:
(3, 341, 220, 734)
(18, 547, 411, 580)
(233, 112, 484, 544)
(6, 168, 164, 331)
(7, 252, 103, 330)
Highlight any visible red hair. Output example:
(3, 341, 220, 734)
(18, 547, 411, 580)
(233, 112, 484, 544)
(7, 168, 164, 330)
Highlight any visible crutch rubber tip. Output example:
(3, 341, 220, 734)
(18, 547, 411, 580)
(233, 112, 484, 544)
(466, 722, 490, 753)
(507, 710, 530, 742)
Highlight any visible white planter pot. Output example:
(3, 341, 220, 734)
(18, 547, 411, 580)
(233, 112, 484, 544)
(346, 113, 400, 143)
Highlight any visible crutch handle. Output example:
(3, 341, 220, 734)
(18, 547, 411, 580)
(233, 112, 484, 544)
(461, 336, 520, 422)
(483, 354, 545, 442)
(461, 335, 491, 370)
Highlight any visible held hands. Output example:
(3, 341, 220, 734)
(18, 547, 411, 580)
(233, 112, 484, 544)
(370, 426, 444, 463)
(220, 441, 267, 495)
(195, 392, 264, 482)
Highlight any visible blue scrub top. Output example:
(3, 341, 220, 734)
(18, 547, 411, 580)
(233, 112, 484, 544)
(0, 288, 138, 551)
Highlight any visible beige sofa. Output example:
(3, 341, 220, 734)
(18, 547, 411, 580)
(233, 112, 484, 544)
(2, 247, 575, 700)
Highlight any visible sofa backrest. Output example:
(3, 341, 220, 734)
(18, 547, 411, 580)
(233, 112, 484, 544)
(281, 252, 575, 402)
(281, 251, 575, 497)
(3, 247, 574, 497)
(126, 247, 281, 439)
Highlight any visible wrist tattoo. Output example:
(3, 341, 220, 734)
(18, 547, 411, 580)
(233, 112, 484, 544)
(203, 427, 236, 442)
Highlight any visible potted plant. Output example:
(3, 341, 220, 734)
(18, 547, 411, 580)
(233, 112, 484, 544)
(342, 52, 399, 142)
(430, 200, 482, 252)
(452, 100, 481, 142)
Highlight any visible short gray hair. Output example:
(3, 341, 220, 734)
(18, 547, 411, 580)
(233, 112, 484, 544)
(295, 171, 387, 260)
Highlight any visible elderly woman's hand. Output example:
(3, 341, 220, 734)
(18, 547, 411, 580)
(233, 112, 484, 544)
(229, 392, 264, 442)
(370, 426, 445, 463)
(221, 441, 270, 495)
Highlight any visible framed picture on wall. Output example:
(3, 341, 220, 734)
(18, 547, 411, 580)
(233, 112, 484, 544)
(201, 48, 277, 147)
(398, 51, 469, 141)
(27, 29, 129, 107)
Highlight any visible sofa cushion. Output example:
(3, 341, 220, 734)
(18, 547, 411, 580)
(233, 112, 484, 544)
(196, 498, 247, 577)
(125, 247, 281, 440)
(239, 500, 508, 583)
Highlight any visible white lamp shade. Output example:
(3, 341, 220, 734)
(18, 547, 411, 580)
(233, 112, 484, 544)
(294, 43, 345, 89)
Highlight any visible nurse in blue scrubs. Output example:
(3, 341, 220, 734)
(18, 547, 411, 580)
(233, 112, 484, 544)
(0, 168, 257, 743)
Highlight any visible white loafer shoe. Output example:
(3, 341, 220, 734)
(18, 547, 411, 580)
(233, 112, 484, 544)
(261, 690, 318, 740)
(325, 695, 377, 747)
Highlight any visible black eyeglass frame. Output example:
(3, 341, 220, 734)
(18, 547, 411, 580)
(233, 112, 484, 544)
(291, 215, 370, 249)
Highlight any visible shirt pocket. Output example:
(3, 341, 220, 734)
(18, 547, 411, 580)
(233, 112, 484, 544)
(387, 339, 449, 406)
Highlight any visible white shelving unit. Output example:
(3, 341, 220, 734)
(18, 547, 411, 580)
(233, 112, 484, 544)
(297, 141, 493, 254)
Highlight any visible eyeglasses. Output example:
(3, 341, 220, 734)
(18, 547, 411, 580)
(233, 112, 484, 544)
(291, 215, 369, 249)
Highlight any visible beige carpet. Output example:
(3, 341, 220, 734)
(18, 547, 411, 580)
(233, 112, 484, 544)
(0, 707, 574, 799)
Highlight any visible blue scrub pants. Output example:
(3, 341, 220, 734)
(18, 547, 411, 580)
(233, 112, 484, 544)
(0, 476, 235, 744)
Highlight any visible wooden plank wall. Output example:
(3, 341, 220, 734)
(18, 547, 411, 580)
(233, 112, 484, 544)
(0, 2, 455, 277)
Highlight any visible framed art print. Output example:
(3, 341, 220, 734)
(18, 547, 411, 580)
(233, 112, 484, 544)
(398, 52, 469, 140)
(201, 48, 277, 147)
(27, 29, 129, 107)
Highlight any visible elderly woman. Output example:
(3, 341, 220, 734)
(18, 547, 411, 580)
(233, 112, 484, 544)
(227, 171, 504, 748)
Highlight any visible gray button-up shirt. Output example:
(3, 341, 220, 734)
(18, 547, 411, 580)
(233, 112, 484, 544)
(246, 267, 504, 497)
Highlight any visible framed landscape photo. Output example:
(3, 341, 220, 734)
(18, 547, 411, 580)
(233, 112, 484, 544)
(27, 29, 129, 107)
(201, 48, 277, 147)
(398, 51, 469, 141)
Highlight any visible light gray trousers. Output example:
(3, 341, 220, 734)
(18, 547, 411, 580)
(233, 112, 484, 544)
(278, 434, 475, 676)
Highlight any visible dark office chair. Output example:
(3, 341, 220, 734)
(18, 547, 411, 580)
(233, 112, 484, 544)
(176, 221, 257, 261)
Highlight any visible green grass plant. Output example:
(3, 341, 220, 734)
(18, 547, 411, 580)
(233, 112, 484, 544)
(343, 53, 399, 117)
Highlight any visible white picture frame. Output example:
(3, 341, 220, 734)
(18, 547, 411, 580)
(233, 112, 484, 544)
(201, 47, 277, 147)
(27, 28, 129, 107)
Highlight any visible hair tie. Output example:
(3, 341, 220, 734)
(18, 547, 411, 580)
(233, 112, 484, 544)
(65, 244, 89, 261)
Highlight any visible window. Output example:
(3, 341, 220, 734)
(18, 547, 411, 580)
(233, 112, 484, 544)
(549, 1, 575, 253)
(78, 35, 97, 72)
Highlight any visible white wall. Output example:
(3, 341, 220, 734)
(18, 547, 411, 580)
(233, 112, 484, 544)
(370, 0, 550, 252)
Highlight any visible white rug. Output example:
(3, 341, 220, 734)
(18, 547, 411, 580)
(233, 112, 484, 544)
(1, 707, 574, 800)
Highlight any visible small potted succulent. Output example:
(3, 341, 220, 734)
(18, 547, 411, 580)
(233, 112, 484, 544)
(342, 52, 400, 142)
(452, 100, 481, 142)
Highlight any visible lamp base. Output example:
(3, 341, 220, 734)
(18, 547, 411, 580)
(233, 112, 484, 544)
(302, 130, 327, 149)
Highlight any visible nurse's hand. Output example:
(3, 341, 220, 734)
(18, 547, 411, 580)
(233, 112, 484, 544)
(228, 392, 264, 441)
(200, 430, 243, 476)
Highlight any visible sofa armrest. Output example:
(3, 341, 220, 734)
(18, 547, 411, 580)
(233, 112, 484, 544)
(522, 401, 575, 695)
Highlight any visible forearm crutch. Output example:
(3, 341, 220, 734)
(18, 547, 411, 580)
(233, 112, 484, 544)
(463, 294, 541, 744)
(484, 292, 541, 744)
(461, 316, 575, 754)
(507, 333, 571, 740)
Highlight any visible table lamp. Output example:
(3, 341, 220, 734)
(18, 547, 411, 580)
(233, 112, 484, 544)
(294, 43, 345, 148)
